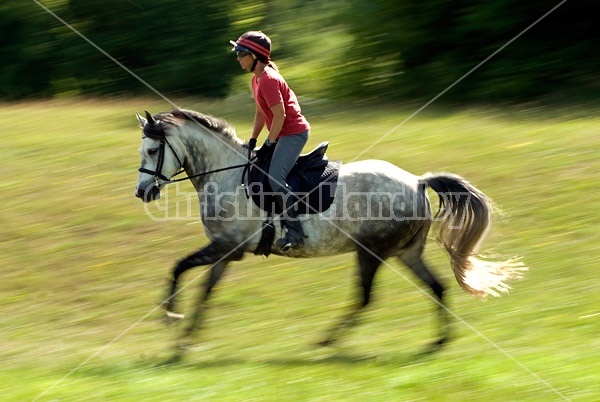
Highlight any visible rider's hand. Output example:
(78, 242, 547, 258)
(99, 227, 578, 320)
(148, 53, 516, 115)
(255, 140, 274, 160)
(246, 138, 257, 150)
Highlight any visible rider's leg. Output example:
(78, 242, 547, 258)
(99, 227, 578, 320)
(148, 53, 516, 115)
(268, 131, 309, 250)
(273, 190, 305, 251)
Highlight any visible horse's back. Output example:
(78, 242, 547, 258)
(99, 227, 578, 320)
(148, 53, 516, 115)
(340, 159, 421, 191)
(292, 159, 429, 257)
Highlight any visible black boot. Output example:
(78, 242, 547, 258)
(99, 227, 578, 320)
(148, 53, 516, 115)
(275, 192, 305, 252)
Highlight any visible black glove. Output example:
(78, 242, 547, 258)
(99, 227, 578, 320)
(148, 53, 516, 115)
(247, 138, 257, 150)
(255, 140, 274, 160)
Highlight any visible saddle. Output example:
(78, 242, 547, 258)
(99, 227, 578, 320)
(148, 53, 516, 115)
(246, 142, 340, 215)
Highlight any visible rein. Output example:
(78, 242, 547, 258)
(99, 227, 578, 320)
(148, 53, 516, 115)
(139, 134, 255, 186)
(165, 161, 252, 184)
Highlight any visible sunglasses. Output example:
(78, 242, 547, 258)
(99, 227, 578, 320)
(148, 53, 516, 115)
(236, 51, 252, 58)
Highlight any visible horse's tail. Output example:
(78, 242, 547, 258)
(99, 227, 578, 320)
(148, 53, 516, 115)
(422, 172, 527, 298)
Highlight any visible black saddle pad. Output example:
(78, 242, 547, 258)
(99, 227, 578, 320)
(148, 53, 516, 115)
(247, 142, 340, 215)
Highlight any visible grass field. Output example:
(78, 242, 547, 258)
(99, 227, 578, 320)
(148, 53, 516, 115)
(1, 98, 598, 401)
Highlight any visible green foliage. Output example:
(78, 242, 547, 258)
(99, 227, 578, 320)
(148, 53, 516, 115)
(63, 0, 238, 97)
(0, 2, 59, 99)
(1, 1, 598, 102)
(1, 1, 241, 99)
(333, 0, 600, 102)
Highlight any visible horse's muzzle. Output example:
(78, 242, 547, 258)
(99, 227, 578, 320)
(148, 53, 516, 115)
(135, 183, 161, 202)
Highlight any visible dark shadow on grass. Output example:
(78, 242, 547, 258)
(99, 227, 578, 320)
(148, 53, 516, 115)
(153, 342, 445, 370)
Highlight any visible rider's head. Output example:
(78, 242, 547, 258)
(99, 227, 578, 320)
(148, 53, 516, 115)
(230, 31, 271, 72)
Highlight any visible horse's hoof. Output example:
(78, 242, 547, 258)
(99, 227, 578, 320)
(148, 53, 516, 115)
(163, 311, 185, 326)
(424, 336, 449, 353)
(161, 349, 185, 365)
(177, 339, 192, 351)
(435, 336, 447, 346)
(316, 338, 334, 347)
(166, 311, 185, 320)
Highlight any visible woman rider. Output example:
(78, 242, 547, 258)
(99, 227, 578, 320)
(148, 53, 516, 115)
(230, 31, 310, 251)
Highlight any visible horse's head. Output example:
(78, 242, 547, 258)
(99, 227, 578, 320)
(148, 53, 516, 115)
(134, 111, 184, 203)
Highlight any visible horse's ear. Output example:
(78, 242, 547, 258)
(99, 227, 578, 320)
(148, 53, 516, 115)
(145, 110, 155, 125)
(136, 112, 147, 128)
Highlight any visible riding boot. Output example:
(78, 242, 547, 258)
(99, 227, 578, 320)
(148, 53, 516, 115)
(275, 192, 305, 252)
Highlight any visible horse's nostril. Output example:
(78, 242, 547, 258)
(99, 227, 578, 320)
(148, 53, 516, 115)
(136, 183, 160, 202)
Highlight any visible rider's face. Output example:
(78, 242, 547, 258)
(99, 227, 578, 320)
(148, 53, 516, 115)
(236, 52, 255, 71)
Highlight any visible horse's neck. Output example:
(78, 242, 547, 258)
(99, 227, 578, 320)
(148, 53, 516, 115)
(181, 129, 246, 191)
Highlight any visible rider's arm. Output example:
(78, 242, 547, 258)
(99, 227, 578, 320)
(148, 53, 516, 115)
(252, 104, 265, 139)
(267, 102, 286, 143)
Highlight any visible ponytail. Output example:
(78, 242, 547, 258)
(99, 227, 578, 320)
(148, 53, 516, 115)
(256, 53, 278, 72)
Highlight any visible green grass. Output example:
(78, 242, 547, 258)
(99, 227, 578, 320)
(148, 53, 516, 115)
(1, 98, 599, 401)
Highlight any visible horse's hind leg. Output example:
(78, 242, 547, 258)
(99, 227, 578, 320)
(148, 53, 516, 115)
(320, 250, 382, 346)
(398, 251, 450, 347)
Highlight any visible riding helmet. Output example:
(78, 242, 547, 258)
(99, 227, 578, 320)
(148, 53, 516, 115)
(230, 31, 271, 62)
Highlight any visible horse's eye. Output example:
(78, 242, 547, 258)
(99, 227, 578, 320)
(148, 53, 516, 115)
(148, 148, 158, 156)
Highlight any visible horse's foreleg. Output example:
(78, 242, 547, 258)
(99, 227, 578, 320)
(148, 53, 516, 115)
(183, 260, 229, 338)
(164, 239, 243, 321)
(319, 250, 382, 346)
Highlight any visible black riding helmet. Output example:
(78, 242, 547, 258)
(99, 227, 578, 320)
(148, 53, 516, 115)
(230, 31, 271, 71)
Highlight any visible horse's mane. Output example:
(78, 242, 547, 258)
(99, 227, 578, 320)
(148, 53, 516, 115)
(151, 109, 238, 141)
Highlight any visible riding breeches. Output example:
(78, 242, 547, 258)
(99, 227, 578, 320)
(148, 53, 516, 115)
(268, 131, 309, 197)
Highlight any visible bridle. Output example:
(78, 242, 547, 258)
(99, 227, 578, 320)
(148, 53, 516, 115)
(138, 135, 185, 183)
(138, 134, 253, 185)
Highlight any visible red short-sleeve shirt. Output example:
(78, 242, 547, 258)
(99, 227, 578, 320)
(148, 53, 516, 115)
(252, 67, 310, 137)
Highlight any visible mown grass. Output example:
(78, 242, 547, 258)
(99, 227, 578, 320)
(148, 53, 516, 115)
(1, 98, 598, 401)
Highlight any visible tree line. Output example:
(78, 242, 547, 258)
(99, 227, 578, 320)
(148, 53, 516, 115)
(2, 0, 598, 103)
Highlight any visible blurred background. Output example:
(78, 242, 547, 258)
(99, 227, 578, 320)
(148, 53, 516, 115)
(2, 1, 599, 400)
(2, 0, 598, 104)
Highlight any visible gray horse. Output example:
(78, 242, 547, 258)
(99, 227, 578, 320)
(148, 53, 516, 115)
(134, 109, 525, 349)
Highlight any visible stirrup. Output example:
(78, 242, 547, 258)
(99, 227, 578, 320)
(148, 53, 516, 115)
(276, 233, 304, 252)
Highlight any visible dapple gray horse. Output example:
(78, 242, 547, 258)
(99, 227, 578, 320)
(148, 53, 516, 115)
(134, 109, 525, 349)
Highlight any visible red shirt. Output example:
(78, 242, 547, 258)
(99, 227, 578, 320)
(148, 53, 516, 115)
(252, 67, 310, 137)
